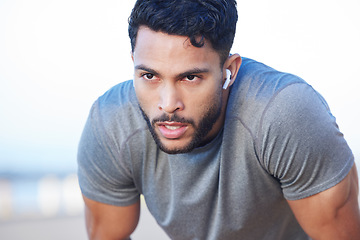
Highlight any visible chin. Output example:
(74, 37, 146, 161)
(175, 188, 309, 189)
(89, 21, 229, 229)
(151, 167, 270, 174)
(158, 146, 195, 155)
(157, 139, 197, 155)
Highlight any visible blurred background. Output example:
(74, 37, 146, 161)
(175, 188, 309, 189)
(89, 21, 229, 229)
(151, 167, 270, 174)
(0, 0, 359, 239)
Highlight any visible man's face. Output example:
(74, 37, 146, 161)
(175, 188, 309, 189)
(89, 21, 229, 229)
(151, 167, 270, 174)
(132, 27, 227, 154)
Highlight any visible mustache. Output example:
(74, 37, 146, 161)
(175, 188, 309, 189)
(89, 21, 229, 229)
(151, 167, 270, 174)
(138, 105, 195, 126)
(152, 113, 195, 125)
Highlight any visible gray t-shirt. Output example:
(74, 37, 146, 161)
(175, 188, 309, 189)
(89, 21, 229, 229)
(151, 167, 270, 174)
(78, 57, 354, 239)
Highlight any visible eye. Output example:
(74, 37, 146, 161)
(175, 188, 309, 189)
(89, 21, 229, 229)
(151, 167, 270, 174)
(142, 73, 155, 80)
(185, 75, 197, 81)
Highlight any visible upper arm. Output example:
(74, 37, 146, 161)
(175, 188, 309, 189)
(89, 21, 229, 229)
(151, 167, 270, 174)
(83, 195, 140, 240)
(287, 164, 360, 240)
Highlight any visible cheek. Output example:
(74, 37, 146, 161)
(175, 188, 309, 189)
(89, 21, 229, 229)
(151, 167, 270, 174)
(197, 82, 222, 103)
(188, 85, 222, 114)
(134, 85, 158, 115)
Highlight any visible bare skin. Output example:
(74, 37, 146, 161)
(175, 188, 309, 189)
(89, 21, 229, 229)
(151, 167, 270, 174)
(132, 27, 241, 154)
(287, 164, 360, 240)
(84, 196, 140, 240)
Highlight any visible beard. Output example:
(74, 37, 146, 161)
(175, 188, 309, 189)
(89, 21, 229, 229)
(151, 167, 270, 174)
(139, 90, 223, 154)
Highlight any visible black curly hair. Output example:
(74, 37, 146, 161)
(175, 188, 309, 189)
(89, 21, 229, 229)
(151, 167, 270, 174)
(128, 0, 238, 65)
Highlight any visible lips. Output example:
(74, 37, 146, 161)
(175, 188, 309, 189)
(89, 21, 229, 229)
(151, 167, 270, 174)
(157, 122, 188, 139)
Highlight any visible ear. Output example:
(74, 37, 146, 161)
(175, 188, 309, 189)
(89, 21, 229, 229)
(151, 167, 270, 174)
(131, 51, 134, 62)
(222, 54, 242, 88)
(131, 51, 135, 88)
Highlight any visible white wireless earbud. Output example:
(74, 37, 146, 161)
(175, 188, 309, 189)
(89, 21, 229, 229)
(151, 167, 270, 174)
(223, 69, 232, 90)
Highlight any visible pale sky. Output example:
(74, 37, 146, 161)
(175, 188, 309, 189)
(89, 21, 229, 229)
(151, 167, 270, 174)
(0, 0, 359, 173)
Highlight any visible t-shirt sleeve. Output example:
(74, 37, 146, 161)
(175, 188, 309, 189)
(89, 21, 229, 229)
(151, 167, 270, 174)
(77, 100, 140, 206)
(258, 83, 354, 200)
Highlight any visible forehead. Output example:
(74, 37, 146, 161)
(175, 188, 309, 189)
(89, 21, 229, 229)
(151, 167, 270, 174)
(132, 27, 221, 72)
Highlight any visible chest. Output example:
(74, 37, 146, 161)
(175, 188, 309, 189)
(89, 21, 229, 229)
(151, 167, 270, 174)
(133, 136, 288, 239)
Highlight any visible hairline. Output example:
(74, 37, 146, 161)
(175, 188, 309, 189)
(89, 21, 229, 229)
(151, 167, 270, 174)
(131, 25, 229, 67)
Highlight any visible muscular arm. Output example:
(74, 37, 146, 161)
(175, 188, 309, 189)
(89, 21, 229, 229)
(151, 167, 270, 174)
(83, 196, 140, 240)
(287, 164, 360, 240)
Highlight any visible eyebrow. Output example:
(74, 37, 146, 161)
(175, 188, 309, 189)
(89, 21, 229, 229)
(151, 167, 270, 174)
(135, 64, 160, 76)
(176, 68, 210, 79)
(135, 64, 210, 79)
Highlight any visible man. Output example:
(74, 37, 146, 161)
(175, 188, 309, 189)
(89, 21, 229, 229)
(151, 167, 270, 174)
(77, 0, 360, 239)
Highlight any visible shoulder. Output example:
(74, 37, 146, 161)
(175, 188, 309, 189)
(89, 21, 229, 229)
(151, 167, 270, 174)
(226, 57, 307, 135)
(78, 80, 149, 171)
(96, 80, 138, 117)
(78, 81, 149, 206)
(90, 80, 147, 139)
(256, 82, 353, 200)
(230, 57, 306, 104)
(225, 58, 354, 200)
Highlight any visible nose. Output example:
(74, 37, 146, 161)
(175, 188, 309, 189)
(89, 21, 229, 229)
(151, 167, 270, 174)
(158, 84, 184, 114)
